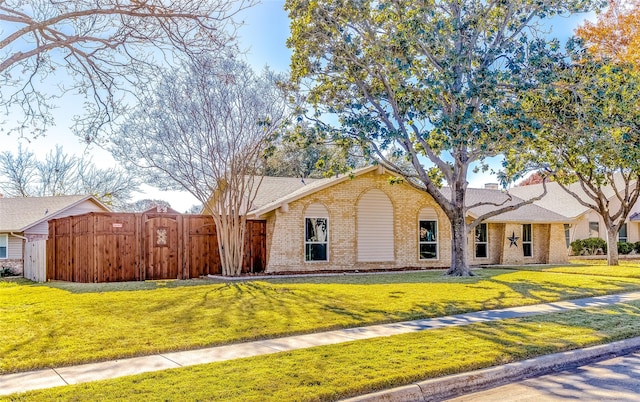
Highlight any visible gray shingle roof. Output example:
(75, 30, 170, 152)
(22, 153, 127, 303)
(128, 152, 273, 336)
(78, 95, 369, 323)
(248, 166, 571, 223)
(443, 187, 573, 223)
(509, 182, 591, 219)
(250, 176, 320, 210)
(509, 174, 638, 220)
(0, 195, 107, 232)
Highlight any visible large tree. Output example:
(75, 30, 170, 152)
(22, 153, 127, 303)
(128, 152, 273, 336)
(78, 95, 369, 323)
(0, 145, 139, 207)
(520, 58, 640, 266)
(576, 0, 640, 66)
(111, 56, 288, 276)
(285, 0, 592, 275)
(0, 0, 251, 140)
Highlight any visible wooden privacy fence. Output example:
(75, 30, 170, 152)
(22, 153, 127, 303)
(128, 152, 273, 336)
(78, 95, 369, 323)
(47, 211, 266, 283)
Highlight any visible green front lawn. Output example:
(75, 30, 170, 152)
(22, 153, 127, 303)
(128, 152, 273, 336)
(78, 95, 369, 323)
(3, 266, 640, 374)
(7, 300, 640, 402)
(515, 260, 640, 278)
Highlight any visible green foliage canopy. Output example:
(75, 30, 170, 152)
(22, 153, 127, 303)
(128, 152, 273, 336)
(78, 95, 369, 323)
(521, 59, 640, 182)
(285, 0, 599, 274)
(519, 55, 640, 265)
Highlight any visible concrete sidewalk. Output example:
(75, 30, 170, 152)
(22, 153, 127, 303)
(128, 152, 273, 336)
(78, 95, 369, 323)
(3, 291, 640, 397)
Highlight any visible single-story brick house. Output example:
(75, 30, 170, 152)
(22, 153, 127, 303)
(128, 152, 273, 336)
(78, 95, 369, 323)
(510, 180, 640, 248)
(0, 195, 109, 279)
(238, 166, 571, 273)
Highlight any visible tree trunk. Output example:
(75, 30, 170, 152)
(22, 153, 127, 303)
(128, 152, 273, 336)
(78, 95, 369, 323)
(216, 214, 246, 276)
(606, 228, 620, 266)
(446, 211, 473, 276)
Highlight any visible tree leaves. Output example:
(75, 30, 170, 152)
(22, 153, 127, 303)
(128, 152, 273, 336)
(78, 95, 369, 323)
(285, 0, 599, 273)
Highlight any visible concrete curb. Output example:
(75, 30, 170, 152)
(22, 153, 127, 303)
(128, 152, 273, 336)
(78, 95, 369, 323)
(343, 336, 640, 402)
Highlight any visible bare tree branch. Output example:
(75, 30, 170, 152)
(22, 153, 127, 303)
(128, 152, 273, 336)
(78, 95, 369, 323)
(0, 0, 253, 139)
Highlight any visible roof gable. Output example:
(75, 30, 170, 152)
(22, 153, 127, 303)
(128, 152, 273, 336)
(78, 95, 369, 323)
(0, 195, 110, 232)
(250, 176, 321, 211)
(249, 166, 380, 217)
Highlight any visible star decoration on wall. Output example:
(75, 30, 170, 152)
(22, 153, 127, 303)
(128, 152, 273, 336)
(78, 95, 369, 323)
(508, 231, 519, 248)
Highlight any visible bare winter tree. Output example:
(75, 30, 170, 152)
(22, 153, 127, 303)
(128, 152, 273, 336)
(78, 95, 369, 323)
(0, 144, 37, 196)
(37, 146, 77, 196)
(118, 199, 172, 213)
(111, 56, 288, 276)
(74, 158, 142, 209)
(0, 0, 252, 140)
(0, 145, 139, 206)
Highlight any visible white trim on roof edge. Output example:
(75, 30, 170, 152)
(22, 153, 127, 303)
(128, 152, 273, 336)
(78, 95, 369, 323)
(248, 165, 381, 219)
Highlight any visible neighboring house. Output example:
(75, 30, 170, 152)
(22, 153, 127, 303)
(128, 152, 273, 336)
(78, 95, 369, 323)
(0, 195, 110, 279)
(510, 181, 640, 249)
(232, 166, 571, 274)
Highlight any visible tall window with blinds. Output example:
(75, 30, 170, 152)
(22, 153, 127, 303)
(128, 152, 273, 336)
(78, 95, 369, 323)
(522, 224, 533, 257)
(475, 223, 488, 258)
(619, 223, 628, 243)
(0, 234, 7, 259)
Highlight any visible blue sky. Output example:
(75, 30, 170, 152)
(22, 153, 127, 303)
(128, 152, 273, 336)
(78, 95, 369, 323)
(3, 2, 595, 211)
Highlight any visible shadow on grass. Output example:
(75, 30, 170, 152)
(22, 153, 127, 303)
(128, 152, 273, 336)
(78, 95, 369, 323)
(258, 269, 490, 285)
(29, 278, 216, 294)
(458, 302, 640, 363)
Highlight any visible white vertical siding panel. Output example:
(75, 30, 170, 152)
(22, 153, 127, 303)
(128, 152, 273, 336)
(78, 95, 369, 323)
(24, 200, 106, 237)
(7, 236, 23, 259)
(357, 189, 394, 262)
(67, 202, 105, 216)
(24, 221, 49, 236)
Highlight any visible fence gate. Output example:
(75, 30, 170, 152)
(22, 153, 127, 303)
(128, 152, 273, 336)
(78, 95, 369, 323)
(24, 240, 46, 282)
(143, 214, 182, 280)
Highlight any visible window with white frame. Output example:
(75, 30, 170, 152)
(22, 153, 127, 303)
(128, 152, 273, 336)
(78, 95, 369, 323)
(475, 223, 488, 258)
(589, 221, 599, 238)
(419, 220, 438, 260)
(0, 234, 7, 259)
(619, 223, 628, 243)
(522, 224, 533, 257)
(305, 217, 328, 261)
(305, 203, 329, 262)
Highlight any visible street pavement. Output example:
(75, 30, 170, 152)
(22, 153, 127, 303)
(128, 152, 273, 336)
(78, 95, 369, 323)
(447, 351, 640, 401)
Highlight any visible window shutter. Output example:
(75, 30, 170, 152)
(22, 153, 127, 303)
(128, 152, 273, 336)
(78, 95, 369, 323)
(357, 189, 394, 262)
